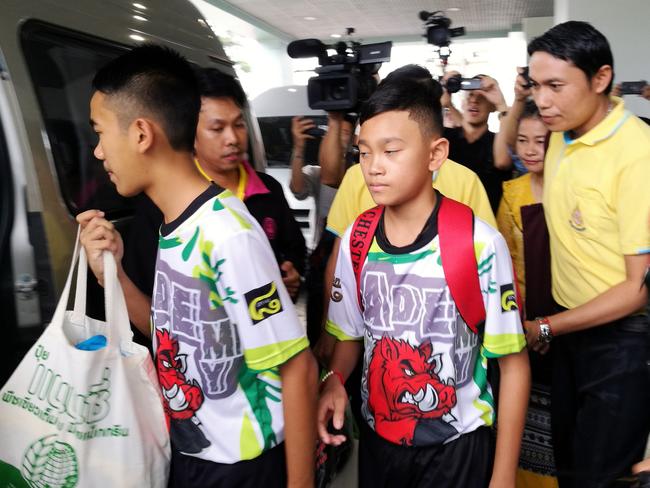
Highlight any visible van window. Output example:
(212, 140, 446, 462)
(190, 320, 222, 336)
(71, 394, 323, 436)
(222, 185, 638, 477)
(20, 21, 132, 217)
(257, 115, 327, 168)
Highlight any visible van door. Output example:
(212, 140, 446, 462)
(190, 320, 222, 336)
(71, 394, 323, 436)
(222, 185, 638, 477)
(0, 54, 41, 384)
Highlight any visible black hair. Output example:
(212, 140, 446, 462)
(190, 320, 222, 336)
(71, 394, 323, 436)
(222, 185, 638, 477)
(517, 99, 550, 151)
(195, 67, 248, 109)
(359, 64, 443, 136)
(520, 99, 541, 121)
(528, 21, 614, 94)
(92, 44, 199, 152)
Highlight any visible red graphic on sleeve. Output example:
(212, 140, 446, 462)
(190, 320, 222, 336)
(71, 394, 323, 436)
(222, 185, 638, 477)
(367, 337, 457, 446)
(155, 329, 204, 425)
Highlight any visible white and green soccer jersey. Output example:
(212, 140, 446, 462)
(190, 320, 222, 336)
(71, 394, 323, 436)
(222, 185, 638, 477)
(327, 211, 525, 447)
(151, 185, 308, 464)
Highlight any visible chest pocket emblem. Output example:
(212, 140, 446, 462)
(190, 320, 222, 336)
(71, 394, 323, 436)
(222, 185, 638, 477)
(569, 205, 586, 232)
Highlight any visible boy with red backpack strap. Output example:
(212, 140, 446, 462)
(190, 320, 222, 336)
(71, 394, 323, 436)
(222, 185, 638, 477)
(317, 64, 530, 488)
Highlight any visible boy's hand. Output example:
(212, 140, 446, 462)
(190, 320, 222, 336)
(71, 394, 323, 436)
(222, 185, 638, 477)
(280, 260, 300, 299)
(77, 210, 124, 286)
(317, 377, 348, 446)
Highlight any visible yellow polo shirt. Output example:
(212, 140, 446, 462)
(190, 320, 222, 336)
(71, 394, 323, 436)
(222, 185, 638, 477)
(326, 159, 496, 237)
(543, 97, 650, 309)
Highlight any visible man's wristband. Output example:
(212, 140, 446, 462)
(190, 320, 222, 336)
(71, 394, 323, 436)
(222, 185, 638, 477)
(321, 370, 344, 388)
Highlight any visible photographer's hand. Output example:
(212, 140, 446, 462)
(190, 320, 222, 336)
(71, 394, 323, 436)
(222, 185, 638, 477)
(440, 71, 462, 128)
(289, 116, 315, 196)
(291, 116, 315, 149)
(440, 70, 460, 109)
(514, 67, 532, 102)
(478, 75, 508, 113)
(319, 112, 346, 187)
(493, 67, 528, 170)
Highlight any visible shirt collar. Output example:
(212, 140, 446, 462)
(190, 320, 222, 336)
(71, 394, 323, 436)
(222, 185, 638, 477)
(563, 97, 632, 147)
(194, 158, 269, 200)
(240, 160, 270, 200)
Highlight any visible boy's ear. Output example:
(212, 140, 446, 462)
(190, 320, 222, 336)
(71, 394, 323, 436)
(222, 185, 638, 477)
(591, 65, 613, 95)
(130, 118, 156, 154)
(428, 135, 449, 173)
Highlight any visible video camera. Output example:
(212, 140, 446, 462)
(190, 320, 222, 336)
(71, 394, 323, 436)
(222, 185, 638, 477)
(287, 35, 392, 112)
(420, 10, 465, 48)
(443, 76, 482, 94)
(419, 11, 465, 65)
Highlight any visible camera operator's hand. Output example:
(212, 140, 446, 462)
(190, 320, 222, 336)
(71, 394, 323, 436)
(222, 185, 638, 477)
(515, 67, 532, 102)
(477, 75, 508, 113)
(291, 116, 315, 150)
(440, 70, 461, 108)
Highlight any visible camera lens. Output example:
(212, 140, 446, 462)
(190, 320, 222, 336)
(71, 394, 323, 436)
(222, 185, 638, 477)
(330, 83, 348, 101)
(445, 75, 461, 94)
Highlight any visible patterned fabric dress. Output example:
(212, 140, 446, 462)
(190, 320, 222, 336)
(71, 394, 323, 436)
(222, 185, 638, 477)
(498, 176, 558, 488)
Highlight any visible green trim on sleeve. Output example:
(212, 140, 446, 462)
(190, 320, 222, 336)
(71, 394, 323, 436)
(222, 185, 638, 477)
(325, 320, 363, 341)
(244, 336, 309, 371)
(483, 332, 526, 359)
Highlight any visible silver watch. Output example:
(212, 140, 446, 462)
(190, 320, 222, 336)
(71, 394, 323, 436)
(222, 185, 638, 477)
(536, 317, 553, 344)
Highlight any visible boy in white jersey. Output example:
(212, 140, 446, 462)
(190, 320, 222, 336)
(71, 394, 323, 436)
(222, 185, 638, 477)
(77, 45, 317, 487)
(317, 65, 530, 488)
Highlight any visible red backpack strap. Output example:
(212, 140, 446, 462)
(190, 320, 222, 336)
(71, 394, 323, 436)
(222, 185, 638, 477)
(439, 197, 485, 334)
(349, 206, 383, 310)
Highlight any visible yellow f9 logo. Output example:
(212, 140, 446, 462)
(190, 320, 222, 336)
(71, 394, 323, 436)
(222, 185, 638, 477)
(500, 284, 518, 313)
(245, 281, 284, 324)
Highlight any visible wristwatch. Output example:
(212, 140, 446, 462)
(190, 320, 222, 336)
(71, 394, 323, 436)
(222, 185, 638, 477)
(535, 317, 553, 344)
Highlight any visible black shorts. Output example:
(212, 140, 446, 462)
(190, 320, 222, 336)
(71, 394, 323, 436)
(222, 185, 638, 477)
(358, 420, 494, 488)
(168, 443, 286, 488)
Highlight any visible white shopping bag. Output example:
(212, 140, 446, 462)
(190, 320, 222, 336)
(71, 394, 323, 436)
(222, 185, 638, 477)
(0, 231, 170, 488)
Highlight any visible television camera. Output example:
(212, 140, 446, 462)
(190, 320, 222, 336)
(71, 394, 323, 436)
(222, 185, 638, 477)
(419, 10, 465, 66)
(287, 33, 392, 112)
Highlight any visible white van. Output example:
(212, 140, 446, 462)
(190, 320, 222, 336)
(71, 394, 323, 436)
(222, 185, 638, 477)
(252, 85, 327, 248)
(0, 0, 266, 382)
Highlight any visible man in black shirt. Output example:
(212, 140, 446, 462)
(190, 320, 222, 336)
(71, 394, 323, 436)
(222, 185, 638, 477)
(442, 75, 512, 212)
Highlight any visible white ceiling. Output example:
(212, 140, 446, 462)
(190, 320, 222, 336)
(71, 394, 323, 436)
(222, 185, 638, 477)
(217, 0, 553, 41)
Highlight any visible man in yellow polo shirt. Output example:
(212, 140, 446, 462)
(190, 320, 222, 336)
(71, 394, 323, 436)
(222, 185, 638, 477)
(525, 21, 650, 487)
(326, 158, 496, 238)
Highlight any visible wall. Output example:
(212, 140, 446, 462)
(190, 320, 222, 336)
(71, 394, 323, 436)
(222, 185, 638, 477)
(191, 0, 293, 98)
(522, 16, 553, 44)
(554, 0, 649, 118)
